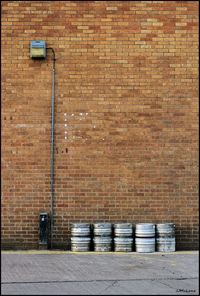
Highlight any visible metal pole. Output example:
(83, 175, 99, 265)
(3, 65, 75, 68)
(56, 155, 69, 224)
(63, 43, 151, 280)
(47, 48, 56, 249)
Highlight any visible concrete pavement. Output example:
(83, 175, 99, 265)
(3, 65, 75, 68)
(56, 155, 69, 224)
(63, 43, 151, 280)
(1, 251, 199, 295)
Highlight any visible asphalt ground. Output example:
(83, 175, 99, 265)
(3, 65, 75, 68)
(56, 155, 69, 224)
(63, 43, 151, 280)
(1, 251, 199, 295)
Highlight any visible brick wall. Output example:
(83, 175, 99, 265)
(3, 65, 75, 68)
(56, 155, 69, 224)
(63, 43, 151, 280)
(1, 1, 199, 250)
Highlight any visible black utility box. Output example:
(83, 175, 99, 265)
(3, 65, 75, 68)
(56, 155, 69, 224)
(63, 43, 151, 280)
(39, 212, 49, 249)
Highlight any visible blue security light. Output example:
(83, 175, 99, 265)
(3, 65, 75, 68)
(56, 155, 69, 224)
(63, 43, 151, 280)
(30, 40, 46, 58)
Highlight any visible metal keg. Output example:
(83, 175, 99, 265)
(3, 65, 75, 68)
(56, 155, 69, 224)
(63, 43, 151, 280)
(93, 237, 112, 252)
(71, 237, 91, 252)
(156, 237, 176, 252)
(135, 237, 155, 253)
(114, 237, 133, 252)
(135, 223, 155, 238)
(93, 223, 112, 236)
(114, 223, 133, 237)
(71, 223, 91, 237)
(156, 223, 175, 237)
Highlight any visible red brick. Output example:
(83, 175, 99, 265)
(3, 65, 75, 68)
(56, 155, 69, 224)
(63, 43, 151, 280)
(1, 1, 198, 250)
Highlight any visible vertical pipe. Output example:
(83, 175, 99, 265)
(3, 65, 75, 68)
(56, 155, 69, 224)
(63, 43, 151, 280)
(50, 60, 55, 249)
(47, 48, 56, 249)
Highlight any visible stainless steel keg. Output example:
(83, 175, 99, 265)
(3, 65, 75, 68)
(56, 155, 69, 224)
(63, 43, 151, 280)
(114, 237, 133, 252)
(135, 237, 155, 253)
(114, 223, 133, 237)
(93, 237, 112, 252)
(156, 223, 175, 237)
(156, 237, 176, 252)
(93, 223, 112, 236)
(71, 223, 91, 237)
(71, 237, 91, 252)
(135, 223, 155, 238)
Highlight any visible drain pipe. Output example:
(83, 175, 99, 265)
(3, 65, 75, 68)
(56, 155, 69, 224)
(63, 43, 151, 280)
(47, 47, 56, 249)
(30, 41, 56, 249)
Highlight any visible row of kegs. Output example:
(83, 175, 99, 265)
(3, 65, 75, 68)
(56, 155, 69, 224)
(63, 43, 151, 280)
(71, 222, 176, 253)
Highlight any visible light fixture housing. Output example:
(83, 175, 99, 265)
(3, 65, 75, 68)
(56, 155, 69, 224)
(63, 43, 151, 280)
(30, 40, 46, 59)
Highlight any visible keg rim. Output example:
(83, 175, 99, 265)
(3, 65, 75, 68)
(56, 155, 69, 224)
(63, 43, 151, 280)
(135, 238, 155, 242)
(156, 223, 175, 227)
(114, 223, 133, 227)
(93, 222, 112, 226)
(93, 237, 112, 241)
(71, 223, 91, 227)
(114, 237, 133, 240)
(71, 237, 91, 241)
(136, 223, 155, 226)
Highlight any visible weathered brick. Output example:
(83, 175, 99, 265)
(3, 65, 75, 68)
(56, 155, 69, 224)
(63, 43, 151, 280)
(1, 1, 198, 250)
